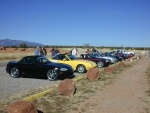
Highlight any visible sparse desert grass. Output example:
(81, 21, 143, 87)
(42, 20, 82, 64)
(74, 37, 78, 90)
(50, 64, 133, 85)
(145, 65, 150, 113)
(0, 53, 34, 61)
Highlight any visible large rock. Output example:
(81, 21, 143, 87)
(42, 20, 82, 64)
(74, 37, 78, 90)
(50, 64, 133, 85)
(129, 58, 133, 62)
(138, 55, 142, 59)
(118, 61, 126, 67)
(86, 68, 100, 81)
(104, 66, 116, 74)
(58, 79, 76, 96)
(8, 100, 38, 113)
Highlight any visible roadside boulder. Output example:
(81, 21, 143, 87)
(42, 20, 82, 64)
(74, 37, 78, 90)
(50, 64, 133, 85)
(138, 55, 142, 59)
(8, 100, 37, 113)
(118, 61, 126, 67)
(129, 58, 133, 62)
(104, 66, 116, 74)
(86, 68, 100, 81)
(58, 79, 76, 96)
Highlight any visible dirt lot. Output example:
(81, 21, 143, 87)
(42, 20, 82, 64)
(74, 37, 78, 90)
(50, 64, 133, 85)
(0, 48, 149, 113)
(24, 54, 149, 113)
(65, 55, 150, 113)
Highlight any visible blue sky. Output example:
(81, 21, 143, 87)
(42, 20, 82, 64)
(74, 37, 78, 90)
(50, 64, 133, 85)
(0, 0, 150, 47)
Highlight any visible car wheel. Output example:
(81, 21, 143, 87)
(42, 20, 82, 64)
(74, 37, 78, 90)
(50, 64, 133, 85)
(97, 61, 104, 68)
(10, 67, 20, 78)
(47, 69, 58, 81)
(77, 64, 86, 73)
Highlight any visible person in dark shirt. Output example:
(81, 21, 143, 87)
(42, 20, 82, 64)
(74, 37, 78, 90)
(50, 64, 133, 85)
(40, 46, 47, 56)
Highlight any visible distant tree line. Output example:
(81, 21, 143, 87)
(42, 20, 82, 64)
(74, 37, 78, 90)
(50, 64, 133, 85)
(2, 43, 150, 50)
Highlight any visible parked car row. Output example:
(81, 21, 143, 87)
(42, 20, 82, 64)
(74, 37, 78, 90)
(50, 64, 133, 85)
(79, 53, 110, 68)
(6, 50, 135, 81)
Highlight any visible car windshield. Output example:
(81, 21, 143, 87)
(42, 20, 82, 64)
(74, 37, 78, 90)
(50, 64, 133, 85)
(67, 55, 78, 60)
(36, 56, 51, 64)
(92, 53, 103, 57)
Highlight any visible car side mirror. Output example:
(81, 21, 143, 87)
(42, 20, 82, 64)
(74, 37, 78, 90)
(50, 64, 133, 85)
(63, 58, 66, 61)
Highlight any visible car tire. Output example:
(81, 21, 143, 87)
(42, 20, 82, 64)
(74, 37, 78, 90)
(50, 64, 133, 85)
(97, 61, 104, 68)
(47, 69, 58, 81)
(10, 67, 20, 78)
(77, 64, 86, 73)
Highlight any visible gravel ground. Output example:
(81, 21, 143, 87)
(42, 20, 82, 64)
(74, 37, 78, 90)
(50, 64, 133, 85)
(0, 66, 58, 102)
(0, 62, 82, 102)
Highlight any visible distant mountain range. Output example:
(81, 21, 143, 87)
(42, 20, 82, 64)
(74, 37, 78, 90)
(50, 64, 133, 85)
(0, 39, 44, 47)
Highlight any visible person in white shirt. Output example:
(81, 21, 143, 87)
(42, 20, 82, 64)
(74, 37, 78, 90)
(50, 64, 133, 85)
(72, 48, 78, 56)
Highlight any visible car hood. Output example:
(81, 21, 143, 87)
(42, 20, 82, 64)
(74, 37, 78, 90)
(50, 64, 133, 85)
(102, 56, 114, 60)
(46, 62, 72, 69)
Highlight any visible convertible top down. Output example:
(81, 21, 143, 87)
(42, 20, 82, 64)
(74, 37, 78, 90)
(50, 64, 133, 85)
(6, 55, 74, 81)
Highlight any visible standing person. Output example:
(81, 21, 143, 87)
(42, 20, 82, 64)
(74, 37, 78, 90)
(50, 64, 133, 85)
(34, 46, 40, 56)
(50, 47, 55, 57)
(148, 49, 150, 57)
(92, 47, 96, 53)
(70, 49, 73, 54)
(40, 46, 47, 56)
(72, 48, 77, 56)
(43, 47, 47, 56)
(86, 49, 90, 54)
(55, 49, 59, 55)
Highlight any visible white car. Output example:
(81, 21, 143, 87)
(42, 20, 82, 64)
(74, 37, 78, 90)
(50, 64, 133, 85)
(116, 49, 135, 56)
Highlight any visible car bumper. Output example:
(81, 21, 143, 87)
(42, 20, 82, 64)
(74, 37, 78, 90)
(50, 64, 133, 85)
(6, 68, 10, 74)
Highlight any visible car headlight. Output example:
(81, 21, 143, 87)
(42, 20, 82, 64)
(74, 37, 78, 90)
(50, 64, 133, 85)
(54, 67, 59, 70)
(60, 68, 68, 71)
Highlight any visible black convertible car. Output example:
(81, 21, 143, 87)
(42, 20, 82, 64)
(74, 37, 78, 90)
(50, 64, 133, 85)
(6, 55, 74, 81)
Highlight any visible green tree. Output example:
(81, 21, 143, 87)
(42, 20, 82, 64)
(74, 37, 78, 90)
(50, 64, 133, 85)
(19, 43, 28, 48)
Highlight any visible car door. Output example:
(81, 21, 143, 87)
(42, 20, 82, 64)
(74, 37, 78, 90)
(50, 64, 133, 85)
(32, 57, 50, 78)
(57, 55, 73, 66)
(21, 57, 36, 76)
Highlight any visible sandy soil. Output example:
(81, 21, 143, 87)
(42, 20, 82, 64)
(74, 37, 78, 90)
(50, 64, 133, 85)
(67, 55, 150, 113)
(0, 48, 149, 113)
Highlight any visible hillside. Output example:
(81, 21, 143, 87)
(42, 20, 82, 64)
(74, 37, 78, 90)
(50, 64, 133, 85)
(0, 39, 44, 47)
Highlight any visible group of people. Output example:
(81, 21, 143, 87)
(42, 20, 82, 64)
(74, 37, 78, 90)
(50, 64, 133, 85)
(34, 47, 150, 59)
(50, 47, 60, 57)
(35, 46, 102, 58)
(35, 46, 60, 57)
(34, 46, 47, 56)
(86, 47, 100, 54)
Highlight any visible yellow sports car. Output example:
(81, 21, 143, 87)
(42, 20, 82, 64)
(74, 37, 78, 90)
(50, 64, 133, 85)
(49, 54, 97, 73)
